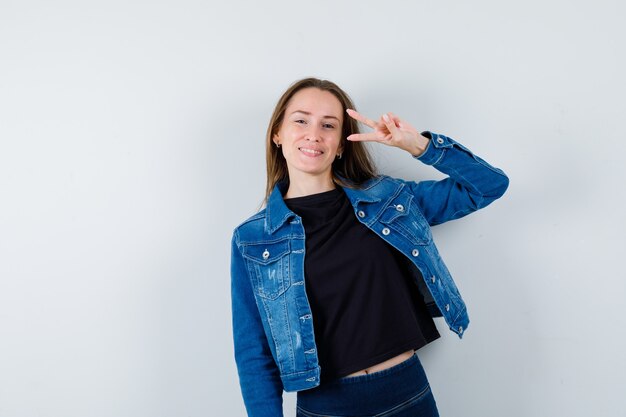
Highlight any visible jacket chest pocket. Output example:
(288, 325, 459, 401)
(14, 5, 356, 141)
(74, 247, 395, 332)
(242, 239, 291, 300)
(379, 191, 432, 245)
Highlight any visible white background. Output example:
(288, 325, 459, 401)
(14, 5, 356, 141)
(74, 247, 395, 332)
(1, 0, 625, 416)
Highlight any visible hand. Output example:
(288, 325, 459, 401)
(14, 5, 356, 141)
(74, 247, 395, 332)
(345, 109, 429, 157)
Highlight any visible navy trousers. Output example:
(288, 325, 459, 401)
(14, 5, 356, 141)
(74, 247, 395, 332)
(296, 352, 440, 417)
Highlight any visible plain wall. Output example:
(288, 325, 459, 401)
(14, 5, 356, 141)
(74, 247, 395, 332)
(1, 0, 624, 416)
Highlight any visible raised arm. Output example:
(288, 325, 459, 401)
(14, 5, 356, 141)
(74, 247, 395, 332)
(346, 109, 509, 225)
(407, 131, 509, 225)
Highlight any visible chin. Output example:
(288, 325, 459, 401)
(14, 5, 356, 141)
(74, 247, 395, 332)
(290, 164, 333, 177)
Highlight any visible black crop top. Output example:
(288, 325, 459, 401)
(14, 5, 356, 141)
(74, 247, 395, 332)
(284, 187, 440, 383)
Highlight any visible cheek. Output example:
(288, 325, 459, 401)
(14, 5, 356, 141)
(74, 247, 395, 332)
(332, 137, 343, 150)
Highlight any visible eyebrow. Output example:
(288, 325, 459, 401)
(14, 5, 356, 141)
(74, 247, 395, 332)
(290, 110, 340, 122)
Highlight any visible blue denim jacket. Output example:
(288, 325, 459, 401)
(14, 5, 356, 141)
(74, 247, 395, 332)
(231, 132, 509, 416)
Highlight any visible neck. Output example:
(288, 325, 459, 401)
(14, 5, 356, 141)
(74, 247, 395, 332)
(285, 171, 336, 199)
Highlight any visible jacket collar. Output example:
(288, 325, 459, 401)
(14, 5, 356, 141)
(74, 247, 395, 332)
(265, 175, 391, 234)
(265, 180, 295, 234)
(339, 175, 384, 205)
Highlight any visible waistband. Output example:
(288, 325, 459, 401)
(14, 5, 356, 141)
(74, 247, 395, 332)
(297, 351, 430, 414)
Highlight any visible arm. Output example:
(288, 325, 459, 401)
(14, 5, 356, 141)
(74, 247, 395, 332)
(344, 110, 509, 226)
(231, 231, 284, 417)
(408, 131, 509, 226)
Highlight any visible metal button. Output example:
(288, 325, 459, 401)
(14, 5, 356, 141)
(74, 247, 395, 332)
(262, 250, 270, 259)
(431, 276, 436, 283)
(411, 249, 419, 257)
(436, 137, 444, 144)
(458, 326, 463, 334)
(396, 204, 404, 212)
(382, 227, 390, 235)
(358, 210, 365, 218)
(445, 304, 450, 312)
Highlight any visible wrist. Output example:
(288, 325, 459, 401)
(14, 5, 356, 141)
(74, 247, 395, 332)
(406, 133, 429, 157)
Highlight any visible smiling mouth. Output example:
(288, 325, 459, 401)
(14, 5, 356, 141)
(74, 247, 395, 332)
(298, 147, 323, 156)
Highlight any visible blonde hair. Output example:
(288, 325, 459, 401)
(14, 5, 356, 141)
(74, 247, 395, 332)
(264, 77, 377, 204)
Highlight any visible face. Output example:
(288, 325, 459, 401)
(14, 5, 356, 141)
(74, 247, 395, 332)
(273, 87, 344, 181)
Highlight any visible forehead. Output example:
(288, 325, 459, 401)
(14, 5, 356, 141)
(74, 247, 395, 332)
(285, 88, 343, 118)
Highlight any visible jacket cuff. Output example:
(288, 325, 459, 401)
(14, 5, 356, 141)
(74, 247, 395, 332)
(414, 131, 453, 166)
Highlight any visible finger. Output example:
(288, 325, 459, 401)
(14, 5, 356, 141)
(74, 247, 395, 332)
(346, 131, 387, 142)
(346, 108, 379, 130)
(389, 114, 403, 128)
(389, 113, 417, 131)
(382, 112, 401, 136)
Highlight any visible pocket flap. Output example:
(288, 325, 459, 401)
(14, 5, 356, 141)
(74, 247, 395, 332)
(242, 240, 290, 265)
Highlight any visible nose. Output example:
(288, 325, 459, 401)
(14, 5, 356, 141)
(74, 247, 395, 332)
(306, 125, 322, 142)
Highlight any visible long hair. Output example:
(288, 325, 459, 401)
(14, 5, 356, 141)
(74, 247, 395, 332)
(264, 77, 377, 205)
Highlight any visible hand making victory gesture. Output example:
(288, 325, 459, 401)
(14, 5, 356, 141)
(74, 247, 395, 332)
(345, 109, 430, 157)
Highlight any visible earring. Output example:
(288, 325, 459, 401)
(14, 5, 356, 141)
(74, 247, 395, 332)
(275, 142, 281, 148)
(336, 152, 342, 159)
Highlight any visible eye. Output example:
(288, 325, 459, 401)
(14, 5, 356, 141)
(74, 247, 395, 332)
(324, 123, 335, 129)
(295, 119, 306, 124)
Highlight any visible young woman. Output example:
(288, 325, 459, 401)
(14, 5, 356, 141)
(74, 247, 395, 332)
(230, 77, 509, 417)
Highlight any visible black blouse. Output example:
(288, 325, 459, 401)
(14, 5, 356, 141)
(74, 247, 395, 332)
(284, 187, 440, 383)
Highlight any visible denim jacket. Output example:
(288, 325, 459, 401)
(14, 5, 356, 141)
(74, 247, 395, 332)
(231, 132, 509, 416)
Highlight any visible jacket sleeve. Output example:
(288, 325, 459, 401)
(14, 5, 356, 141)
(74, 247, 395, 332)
(231, 230, 284, 417)
(407, 131, 509, 226)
